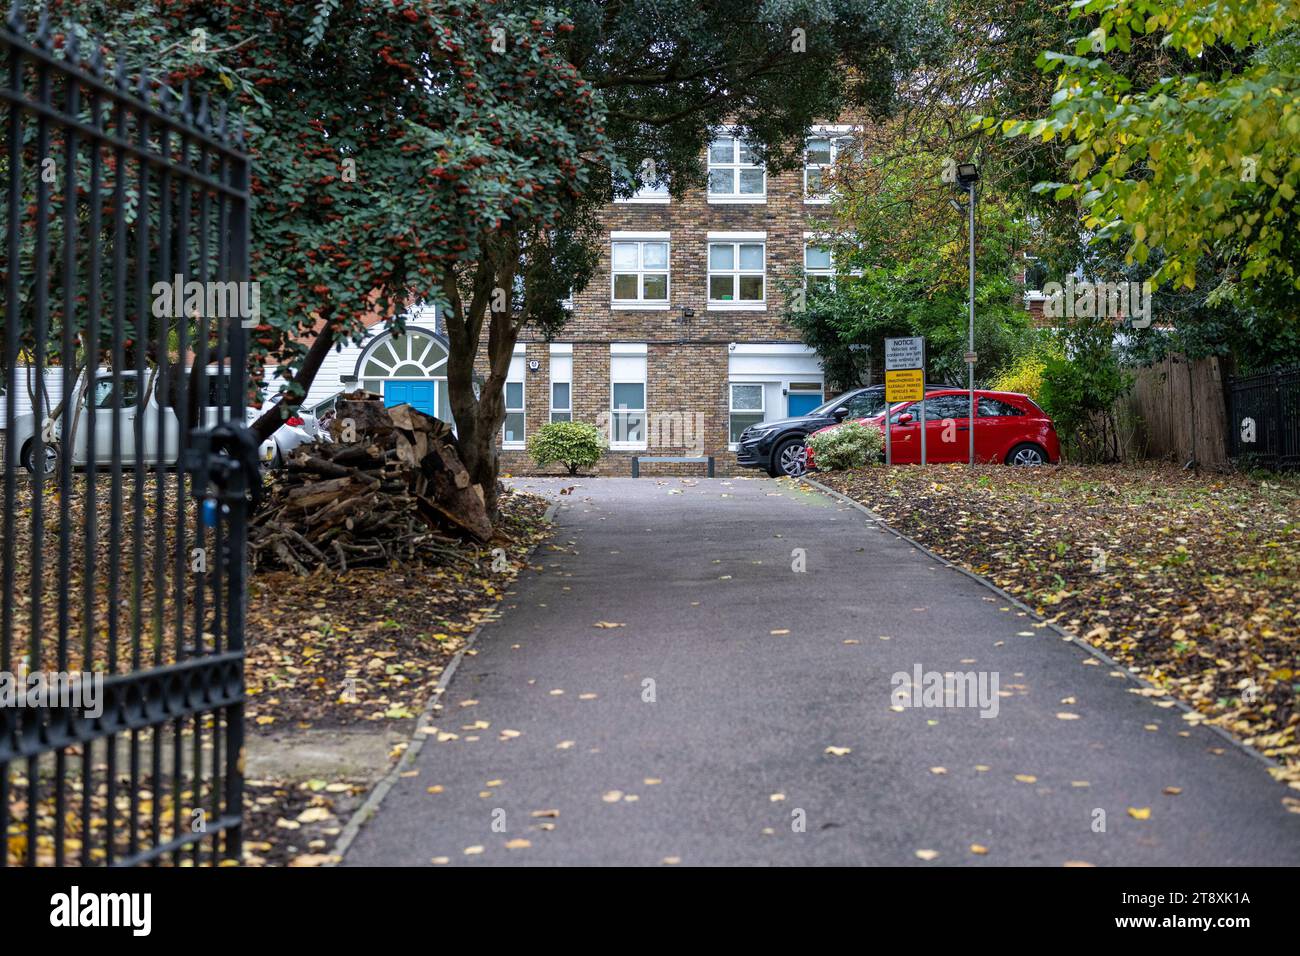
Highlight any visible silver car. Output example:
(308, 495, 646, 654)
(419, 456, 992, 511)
(10, 367, 288, 475)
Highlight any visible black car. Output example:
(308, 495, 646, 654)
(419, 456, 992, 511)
(735, 383, 953, 478)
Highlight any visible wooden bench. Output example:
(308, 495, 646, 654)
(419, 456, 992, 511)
(631, 455, 715, 478)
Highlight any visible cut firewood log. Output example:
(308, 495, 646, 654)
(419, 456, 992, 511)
(250, 391, 492, 574)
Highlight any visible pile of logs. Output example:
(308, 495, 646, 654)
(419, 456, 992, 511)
(249, 391, 492, 574)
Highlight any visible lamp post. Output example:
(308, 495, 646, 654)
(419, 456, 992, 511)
(955, 162, 979, 466)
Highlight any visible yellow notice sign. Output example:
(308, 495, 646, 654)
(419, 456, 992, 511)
(885, 369, 924, 402)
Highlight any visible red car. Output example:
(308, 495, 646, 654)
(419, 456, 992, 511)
(807, 389, 1060, 467)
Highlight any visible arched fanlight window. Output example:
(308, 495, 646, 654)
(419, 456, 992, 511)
(358, 328, 447, 384)
(355, 327, 452, 421)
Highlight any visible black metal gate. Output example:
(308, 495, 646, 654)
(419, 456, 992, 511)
(1, 8, 252, 865)
(1228, 366, 1300, 470)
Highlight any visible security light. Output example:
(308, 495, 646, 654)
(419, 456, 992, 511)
(956, 162, 979, 186)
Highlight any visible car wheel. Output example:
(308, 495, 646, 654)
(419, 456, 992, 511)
(1005, 442, 1047, 466)
(769, 437, 808, 478)
(21, 440, 58, 476)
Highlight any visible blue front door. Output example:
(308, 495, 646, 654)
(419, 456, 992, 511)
(788, 391, 823, 417)
(384, 380, 436, 416)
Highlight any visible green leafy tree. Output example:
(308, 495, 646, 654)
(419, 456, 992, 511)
(1002, 0, 1300, 308)
(47, 0, 613, 518)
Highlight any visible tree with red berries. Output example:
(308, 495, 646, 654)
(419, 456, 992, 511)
(68, 0, 935, 520)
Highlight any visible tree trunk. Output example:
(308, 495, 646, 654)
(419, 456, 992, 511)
(444, 310, 516, 521)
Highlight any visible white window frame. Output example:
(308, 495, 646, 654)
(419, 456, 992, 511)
(804, 234, 835, 291)
(1022, 254, 1047, 302)
(502, 379, 526, 448)
(549, 344, 572, 423)
(502, 345, 526, 449)
(549, 382, 572, 423)
(614, 179, 670, 205)
(804, 126, 853, 203)
(729, 382, 766, 446)
(707, 134, 766, 203)
(610, 232, 671, 310)
(609, 344, 647, 451)
(707, 232, 766, 311)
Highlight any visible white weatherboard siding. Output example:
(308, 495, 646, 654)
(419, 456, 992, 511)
(0, 368, 69, 424)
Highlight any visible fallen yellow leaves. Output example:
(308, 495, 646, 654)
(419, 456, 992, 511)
(1127, 807, 1152, 820)
(825, 746, 852, 757)
(915, 849, 939, 861)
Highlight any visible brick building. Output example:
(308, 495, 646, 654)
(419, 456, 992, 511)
(494, 126, 856, 476)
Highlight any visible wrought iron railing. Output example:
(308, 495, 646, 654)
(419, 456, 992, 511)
(1, 3, 251, 865)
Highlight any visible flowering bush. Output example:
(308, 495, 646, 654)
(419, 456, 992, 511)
(807, 421, 883, 470)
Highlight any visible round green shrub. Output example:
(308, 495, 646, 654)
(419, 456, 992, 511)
(807, 420, 884, 471)
(527, 420, 604, 475)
